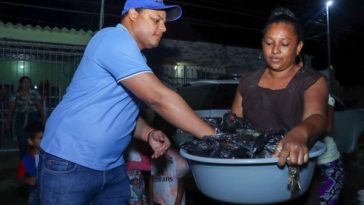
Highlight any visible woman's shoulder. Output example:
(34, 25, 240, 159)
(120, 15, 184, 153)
(300, 67, 325, 78)
(239, 69, 264, 86)
(296, 67, 326, 89)
(240, 68, 264, 80)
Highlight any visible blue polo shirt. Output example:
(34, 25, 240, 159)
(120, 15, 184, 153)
(41, 24, 152, 170)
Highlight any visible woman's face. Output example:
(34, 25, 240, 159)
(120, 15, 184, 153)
(262, 22, 303, 72)
(20, 78, 31, 90)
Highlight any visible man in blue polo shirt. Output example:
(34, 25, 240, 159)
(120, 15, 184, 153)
(38, 0, 215, 204)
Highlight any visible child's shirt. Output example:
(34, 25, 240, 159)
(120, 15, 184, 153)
(17, 152, 36, 177)
(126, 141, 152, 171)
(17, 152, 37, 188)
(151, 150, 189, 205)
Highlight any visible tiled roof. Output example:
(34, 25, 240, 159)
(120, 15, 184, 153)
(0, 21, 94, 45)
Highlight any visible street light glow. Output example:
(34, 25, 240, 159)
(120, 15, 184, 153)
(325, 0, 334, 90)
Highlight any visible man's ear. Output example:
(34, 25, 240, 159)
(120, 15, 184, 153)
(296, 41, 303, 55)
(128, 8, 139, 21)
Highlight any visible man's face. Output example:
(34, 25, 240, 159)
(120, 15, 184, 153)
(131, 9, 167, 49)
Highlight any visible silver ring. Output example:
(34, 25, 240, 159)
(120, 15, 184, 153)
(280, 156, 290, 161)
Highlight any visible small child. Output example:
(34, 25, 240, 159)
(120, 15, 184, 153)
(126, 140, 152, 205)
(316, 94, 344, 204)
(16, 122, 43, 205)
(150, 149, 189, 205)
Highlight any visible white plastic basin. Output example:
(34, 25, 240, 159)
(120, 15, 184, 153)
(180, 141, 326, 204)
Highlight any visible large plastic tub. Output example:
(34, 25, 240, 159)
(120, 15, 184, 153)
(180, 141, 326, 204)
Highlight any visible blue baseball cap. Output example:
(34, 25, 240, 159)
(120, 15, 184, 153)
(121, 0, 182, 22)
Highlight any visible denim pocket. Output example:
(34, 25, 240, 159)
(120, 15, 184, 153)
(43, 153, 77, 173)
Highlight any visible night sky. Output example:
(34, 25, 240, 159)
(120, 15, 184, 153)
(0, 0, 363, 87)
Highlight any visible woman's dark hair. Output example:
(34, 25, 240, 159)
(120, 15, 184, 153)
(19, 76, 31, 84)
(262, 7, 303, 42)
(18, 76, 32, 91)
(25, 121, 44, 140)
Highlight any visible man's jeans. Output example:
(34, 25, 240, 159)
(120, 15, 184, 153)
(38, 150, 130, 205)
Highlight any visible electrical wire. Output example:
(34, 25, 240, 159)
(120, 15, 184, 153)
(167, 0, 266, 19)
(0, 1, 119, 18)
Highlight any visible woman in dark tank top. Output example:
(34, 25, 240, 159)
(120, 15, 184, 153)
(231, 8, 328, 167)
(231, 8, 346, 205)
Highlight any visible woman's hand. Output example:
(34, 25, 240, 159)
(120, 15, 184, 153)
(147, 130, 171, 159)
(274, 130, 309, 167)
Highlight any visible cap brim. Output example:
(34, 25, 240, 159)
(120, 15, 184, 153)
(148, 5, 182, 22)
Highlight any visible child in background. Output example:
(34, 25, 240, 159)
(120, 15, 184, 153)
(127, 107, 189, 205)
(316, 94, 344, 204)
(126, 140, 152, 205)
(150, 148, 189, 205)
(17, 121, 43, 205)
(304, 94, 344, 205)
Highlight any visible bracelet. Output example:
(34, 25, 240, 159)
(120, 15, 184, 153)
(145, 128, 155, 143)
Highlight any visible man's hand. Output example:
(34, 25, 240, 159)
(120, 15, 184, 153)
(147, 130, 171, 159)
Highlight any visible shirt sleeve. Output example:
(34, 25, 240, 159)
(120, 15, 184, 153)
(92, 28, 152, 81)
(17, 161, 26, 179)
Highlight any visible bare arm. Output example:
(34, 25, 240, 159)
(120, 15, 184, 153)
(121, 73, 215, 139)
(20, 176, 36, 186)
(5, 101, 15, 131)
(174, 178, 185, 205)
(35, 99, 45, 123)
(133, 116, 170, 158)
(276, 77, 328, 166)
(148, 175, 154, 205)
(231, 87, 243, 118)
(7, 101, 15, 121)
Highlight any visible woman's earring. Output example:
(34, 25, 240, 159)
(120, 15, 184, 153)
(295, 54, 303, 64)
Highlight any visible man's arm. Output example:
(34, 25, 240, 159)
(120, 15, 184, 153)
(121, 73, 215, 139)
(133, 116, 170, 159)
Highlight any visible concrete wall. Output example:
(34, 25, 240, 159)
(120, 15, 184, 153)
(150, 39, 313, 75)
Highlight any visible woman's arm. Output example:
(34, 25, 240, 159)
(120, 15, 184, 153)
(35, 99, 45, 123)
(5, 100, 15, 131)
(276, 77, 328, 166)
(231, 88, 243, 118)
